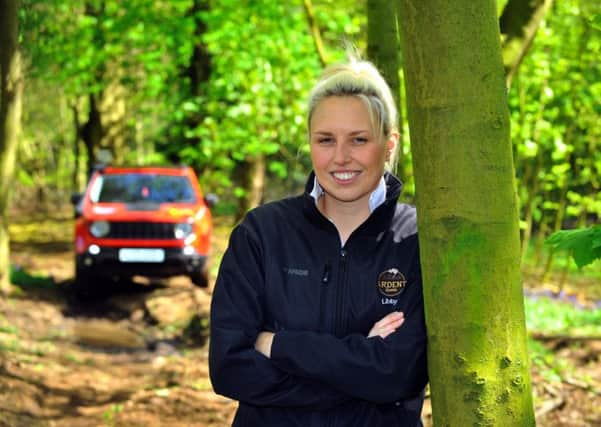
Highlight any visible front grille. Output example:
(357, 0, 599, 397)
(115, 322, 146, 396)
(106, 221, 176, 239)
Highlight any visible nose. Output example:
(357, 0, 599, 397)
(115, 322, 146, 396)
(333, 141, 350, 165)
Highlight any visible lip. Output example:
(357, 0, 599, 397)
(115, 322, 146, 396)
(330, 171, 361, 184)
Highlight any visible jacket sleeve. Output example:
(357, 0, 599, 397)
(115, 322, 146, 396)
(269, 267, 428, 404)
(209, 223, 350, 408)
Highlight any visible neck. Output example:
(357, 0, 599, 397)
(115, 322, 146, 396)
(319, 194, 371, 244)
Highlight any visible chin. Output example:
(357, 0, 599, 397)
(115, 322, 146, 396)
(328, 191, 369, 204)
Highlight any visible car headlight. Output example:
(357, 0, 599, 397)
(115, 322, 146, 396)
(174, 223, 193, 239)
(90, 221, 110, 238)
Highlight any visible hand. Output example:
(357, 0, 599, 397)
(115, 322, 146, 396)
(254, 331, 275, 358)
(368, 311, 404, 339)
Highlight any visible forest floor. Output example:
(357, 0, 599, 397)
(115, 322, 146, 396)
(1, 213, 600, 426)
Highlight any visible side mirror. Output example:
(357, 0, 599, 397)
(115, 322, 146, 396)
(70, 193, 83, 205)
(204, 193, 218, 208)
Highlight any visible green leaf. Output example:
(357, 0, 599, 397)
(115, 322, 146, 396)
(546, 225, 601, 268)
(590, 14, 601, 31)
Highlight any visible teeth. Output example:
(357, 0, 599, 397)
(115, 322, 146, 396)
(333, 172, 356, 180)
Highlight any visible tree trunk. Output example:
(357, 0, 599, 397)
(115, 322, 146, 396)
(397, 1, 535, 425)
(0, 0, 23, 293)
(71, 101, 83, 191)
(181, 0, 212, 151)
(187, 0, 211, 98)
(234, 154, 265, 223)
(81, 93, 103, 177)
(519, 81, 547, 261)
(500, 0, 554, 88)
(367, 0, 404, 179)
(538, 174, 569, 275)
(99, 77, 127, 166)
(519, 161, 541, 261)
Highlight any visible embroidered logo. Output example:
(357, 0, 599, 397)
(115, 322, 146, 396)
(377, 268, 407, 297)
(283, 267, 309, 277)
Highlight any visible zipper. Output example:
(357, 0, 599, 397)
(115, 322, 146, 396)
(318, 261, 330, 332)
(334, 248, 347, 337)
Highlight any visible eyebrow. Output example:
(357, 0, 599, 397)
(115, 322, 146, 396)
(312, 130, 371, 136)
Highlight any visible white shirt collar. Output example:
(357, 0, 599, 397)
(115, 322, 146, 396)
(309, 175, 387, 213)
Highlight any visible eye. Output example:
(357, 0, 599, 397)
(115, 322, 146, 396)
(316, 137, 334, 145)
(352, 137, 368, 145)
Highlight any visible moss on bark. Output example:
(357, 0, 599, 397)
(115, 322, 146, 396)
(397, 0, 535, 425)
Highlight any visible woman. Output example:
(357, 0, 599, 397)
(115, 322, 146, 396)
(209, 57, 428, 426)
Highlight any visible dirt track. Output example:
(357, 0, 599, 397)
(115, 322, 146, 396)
(1, 216, 600, 426)
(0, 274, 237, 426)
(1, 216, 238, 426)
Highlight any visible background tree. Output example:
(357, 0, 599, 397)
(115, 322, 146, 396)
(397, 0, 535, 424)
(20, 0, 197, 188)
(366, 0, 405, 180)
(171, 2, 349, 219)
(11, 0, 600, 259)
(500, 0, 554, 88)
(508, 0, 601, 278)
(0, 0, 23, 293)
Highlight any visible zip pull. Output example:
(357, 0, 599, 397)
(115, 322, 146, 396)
(322, 262, 330, 284)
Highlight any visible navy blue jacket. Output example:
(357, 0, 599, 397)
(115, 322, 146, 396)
(209, 172, 428, 426)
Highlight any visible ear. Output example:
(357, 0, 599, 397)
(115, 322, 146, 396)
(385, 132, 399, 161)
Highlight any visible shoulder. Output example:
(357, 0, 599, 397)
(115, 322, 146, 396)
(390, 203, 418, 241)
(235, 195, 304, 237)
(246, 195, 303, 222)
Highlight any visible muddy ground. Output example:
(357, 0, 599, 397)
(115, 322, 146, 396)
(1, 215, 600, 426)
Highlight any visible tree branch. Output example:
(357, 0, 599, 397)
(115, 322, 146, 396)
(500, 0, 554, 88)
(302, 0, 328, 67)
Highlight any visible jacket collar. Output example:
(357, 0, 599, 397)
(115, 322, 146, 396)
(302, 171, 403, 239)
(303, 171, 403, 204)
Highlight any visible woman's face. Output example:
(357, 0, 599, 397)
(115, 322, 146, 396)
(310, 96, 392, 207)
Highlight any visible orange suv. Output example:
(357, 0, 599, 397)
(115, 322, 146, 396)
(71, 165, 214, 296)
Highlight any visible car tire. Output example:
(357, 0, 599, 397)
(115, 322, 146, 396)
(190, 266, 209, 288)
(73, 267, 100, 300)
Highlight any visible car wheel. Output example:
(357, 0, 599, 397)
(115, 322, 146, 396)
(190, 266, 209, 288)
(73, 267, 100, 300)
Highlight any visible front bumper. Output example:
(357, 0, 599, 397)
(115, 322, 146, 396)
(76, 246, 207, 278)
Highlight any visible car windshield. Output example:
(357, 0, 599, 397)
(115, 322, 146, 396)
(91, 173, 197, 203)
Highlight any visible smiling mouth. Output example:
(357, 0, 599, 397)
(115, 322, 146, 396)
(331, 171, 360, 182)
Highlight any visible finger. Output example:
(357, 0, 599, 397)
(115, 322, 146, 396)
(368, 318, 405, 338)
(374, 311, 403, 326)
(370, 316, 404, 335)
(379, 328, 396, 339)
(377, 318, 404, 332)
(375, 312, 404, 328)
(371, 326, 397, 339)
(380, 318, 405, 334)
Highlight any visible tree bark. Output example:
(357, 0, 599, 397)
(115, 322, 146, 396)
(0, 0, 23, 293)
(397, 1, 535, 425)
(366, 0, 404, 179)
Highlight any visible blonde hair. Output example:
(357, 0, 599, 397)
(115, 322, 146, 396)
(307, 57, 399, 170)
